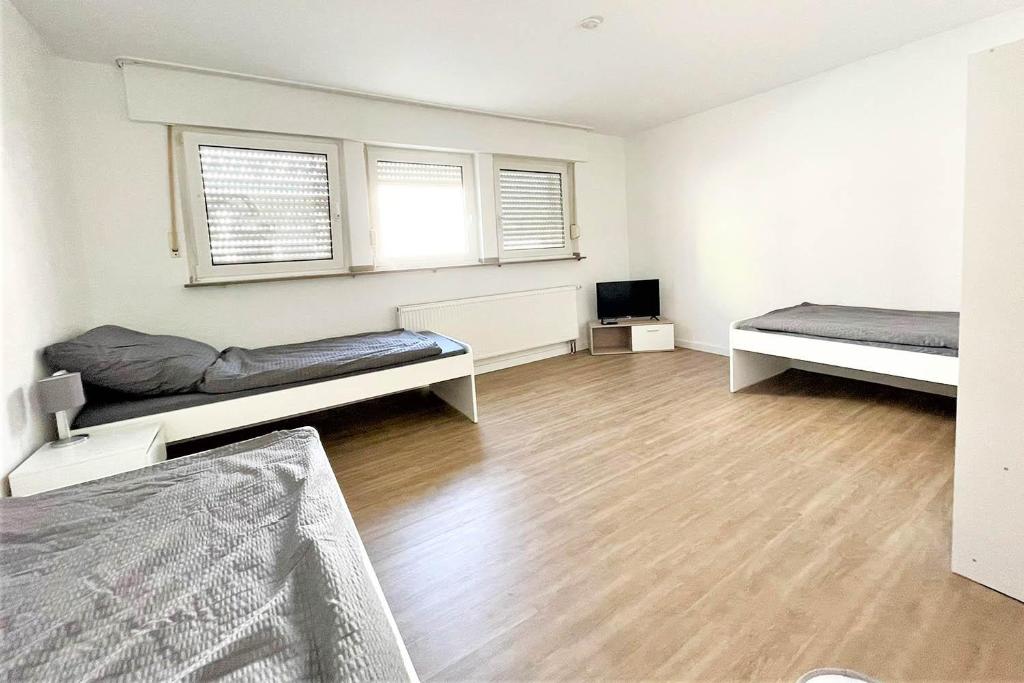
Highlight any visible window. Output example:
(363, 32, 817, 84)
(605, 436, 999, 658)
(494, 157, 572, 259)
(366, 147, 478, 268)
(175, 129, 580, 284)
(180, 131, 345, 282)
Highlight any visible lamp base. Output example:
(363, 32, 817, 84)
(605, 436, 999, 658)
(50, 434, 89, 449)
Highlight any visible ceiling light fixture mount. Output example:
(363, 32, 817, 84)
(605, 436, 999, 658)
(578, 15, 604, 30)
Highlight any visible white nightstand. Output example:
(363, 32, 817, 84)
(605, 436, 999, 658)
(9, 423, 166, 497)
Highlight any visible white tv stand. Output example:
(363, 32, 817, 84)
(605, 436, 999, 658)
(588, 318, 675, 355)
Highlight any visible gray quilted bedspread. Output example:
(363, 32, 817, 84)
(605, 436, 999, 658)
(199, 329, 441, 394)
(737, 302, 959, 355)
(0, 428, 415, 682)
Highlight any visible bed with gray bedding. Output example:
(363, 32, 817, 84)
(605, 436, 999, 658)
(200, 329, 445, 393)
(61, 330, 467, 429)
(0, 428, 416, 682)
(736, 303, 960, 356)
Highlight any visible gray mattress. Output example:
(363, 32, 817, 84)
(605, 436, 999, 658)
(74, 331, 467, 429)
(0, 428, 415, 682)
(736, 303, 959, 357)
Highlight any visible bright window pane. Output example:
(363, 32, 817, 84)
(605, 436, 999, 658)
(374, 160, 468, 262)
(198, 145, 333, 265)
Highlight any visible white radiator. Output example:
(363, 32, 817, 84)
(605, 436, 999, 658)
(398, 286, 579, 366)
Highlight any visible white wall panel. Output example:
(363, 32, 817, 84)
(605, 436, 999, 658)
(952, 39, 1024, 602)
(1, 0, 88, 487)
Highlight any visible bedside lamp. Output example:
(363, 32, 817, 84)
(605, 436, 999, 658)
(37, 371, 89, 448)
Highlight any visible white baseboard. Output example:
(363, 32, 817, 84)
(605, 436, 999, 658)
(675, 339, 729, 356)
(475, 342, 576, 374)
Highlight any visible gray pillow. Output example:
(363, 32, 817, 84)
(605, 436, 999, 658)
(44, 325, 219, 396)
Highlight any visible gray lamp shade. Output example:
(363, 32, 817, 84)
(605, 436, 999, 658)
(37, 372, 86, 414)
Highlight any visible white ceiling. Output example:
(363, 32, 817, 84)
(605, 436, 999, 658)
(13, 0, 1024, 134)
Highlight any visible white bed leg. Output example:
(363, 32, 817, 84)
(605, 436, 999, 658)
(430, 374, 478, 423)
(730, 349, 790, 392)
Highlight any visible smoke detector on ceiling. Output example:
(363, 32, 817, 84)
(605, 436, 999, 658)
(578, 15, 604, 30)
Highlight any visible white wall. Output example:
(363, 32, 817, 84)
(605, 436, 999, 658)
(952, 39, 1024, 603)
(626, 9, 1024, 353)
(54, 59, 629, 350)
(1, 0, 86, 485)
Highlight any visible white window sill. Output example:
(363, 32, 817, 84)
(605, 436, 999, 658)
(184, 254, 585, 288)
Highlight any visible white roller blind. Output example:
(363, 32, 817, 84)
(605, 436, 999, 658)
(198, 145, 334, 265)
(498, 169, 566, 251)
(376, 160, 463, 185)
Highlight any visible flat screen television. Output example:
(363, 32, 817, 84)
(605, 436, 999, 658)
(596, 279, 660, 321)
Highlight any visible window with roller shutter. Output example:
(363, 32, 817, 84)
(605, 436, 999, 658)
(180, 131, 345, 283)
(494, 157, 573, 259)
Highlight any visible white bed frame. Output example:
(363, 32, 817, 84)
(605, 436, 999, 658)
(729, 321, 958, 396)
(69, 341, 478, 443)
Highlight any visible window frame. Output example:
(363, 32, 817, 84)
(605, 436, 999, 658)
(493, 156, 573, 261)
(365, 146, 480, 269)
(179, 130, 347, 283)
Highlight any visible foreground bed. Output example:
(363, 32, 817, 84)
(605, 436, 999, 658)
(730, 303, 959, 395)
(0, 428, 417, 681)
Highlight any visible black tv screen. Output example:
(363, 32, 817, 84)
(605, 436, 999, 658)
(596, 279, 660, 320)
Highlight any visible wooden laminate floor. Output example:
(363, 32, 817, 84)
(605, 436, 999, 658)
(208, 350, 1024, 681)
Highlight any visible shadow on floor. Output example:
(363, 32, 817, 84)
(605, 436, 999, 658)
(167, 388, 473, 459)
(735, 369, 956, 419)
